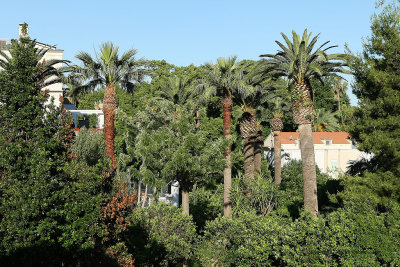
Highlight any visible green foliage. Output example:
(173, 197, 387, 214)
(277, 160, 341, 218)
(131, 60, 205, 116)
(348, 0, 400, 175)
(190, 185, 224, 230)
(338, 171, 400, 209)
(126, 203, 197, 266)
(77, 88, 104, 110)
(231, 173, 279, 216)
(134, 99, 225, 191)
(72, 127, 106, 166)
(0, 37, 68, 256)
(195, 213, 284, 266)
(313, 108, 339, 132)
(59, 160, 107, 250)
(196, 205, 400, 266)
(77, 84, 136, 116)
(0, 37, 112, 265)
(311, 76, 350, 114)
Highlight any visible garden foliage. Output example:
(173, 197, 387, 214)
(1, 2, 400, 266)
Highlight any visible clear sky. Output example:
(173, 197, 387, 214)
(1, 0, 377, 105)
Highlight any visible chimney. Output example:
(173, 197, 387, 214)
(18, 23, 29, 38)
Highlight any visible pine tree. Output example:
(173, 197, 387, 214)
(348, 0, 400, 175)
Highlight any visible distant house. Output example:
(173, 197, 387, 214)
(264, 132, 371, 177)
(0, 24, 64, 107)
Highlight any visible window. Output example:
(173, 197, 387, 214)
(325, 139, 332, 145)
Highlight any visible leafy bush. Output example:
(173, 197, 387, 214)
(196, 206, 400, 266)
(72, 127, 106, 166)
(190, 185, 224, 231)
(277, 160, 342, 218)
(196, 212, 288, 266)
(231, 172, 279, 216)
(126, 203, 197, 266)
(324, 203, 400, 265)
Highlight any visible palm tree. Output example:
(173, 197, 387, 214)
(197, 56, 250, 218)
(61, 74, 82, 105)
(332, 78, 348, 125)
(237, 80, 277, 179)
(157, 76, 193, 105)
(259, 29, 348, 216)
(313, 108, 339, 132)
(238, 73, 287, 181)
(239, 106, 258, 179)
(71, 42, 145, 170)
(269, 96, 291, 185)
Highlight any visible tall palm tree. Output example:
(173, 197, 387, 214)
(269, 96, 291, 185)
(197, 56, 250, 218)
(239, 106, 258, 179)
(72, 42, 145, 170)
(237, 79, 278, 179)
(259, 29, 348, 216)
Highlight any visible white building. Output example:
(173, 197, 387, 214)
(0, 24, 64, 107)
(264, 132, 371, 177)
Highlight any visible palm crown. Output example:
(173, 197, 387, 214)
(260, 29, 348, 85)
(259, 29, 348, 125)
(157, 76, 194, 106)
(72, 42, 146, 93)
(196, 56, 252, 103)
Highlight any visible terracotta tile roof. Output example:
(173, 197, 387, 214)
(279, 132, 352, 145)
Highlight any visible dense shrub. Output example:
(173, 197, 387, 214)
(277, 160, 341, 218)
(231, 173, 279, 216)
(196, 205, 400, 266)
(72, 127, 106, 166)
(126, 203, 197, 266)
(190, 185, 224, 231)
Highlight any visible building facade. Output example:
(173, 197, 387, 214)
(264, 132, 371, 177)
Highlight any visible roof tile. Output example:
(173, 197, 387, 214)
(279, 132, 352, 144)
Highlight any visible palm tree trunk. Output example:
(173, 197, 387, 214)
(274, 131, 282, 184)
(239, 111, 258, 179)
(222, 93, 232, 218)
(254, 126, 263, 176)
(298, 123, 318, 217)
(181, 189, 189, 215)
(103, 83, 117, 170)
(243, 137, 254, 179)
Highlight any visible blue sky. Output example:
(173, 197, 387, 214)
(1, 0, 377, 105)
